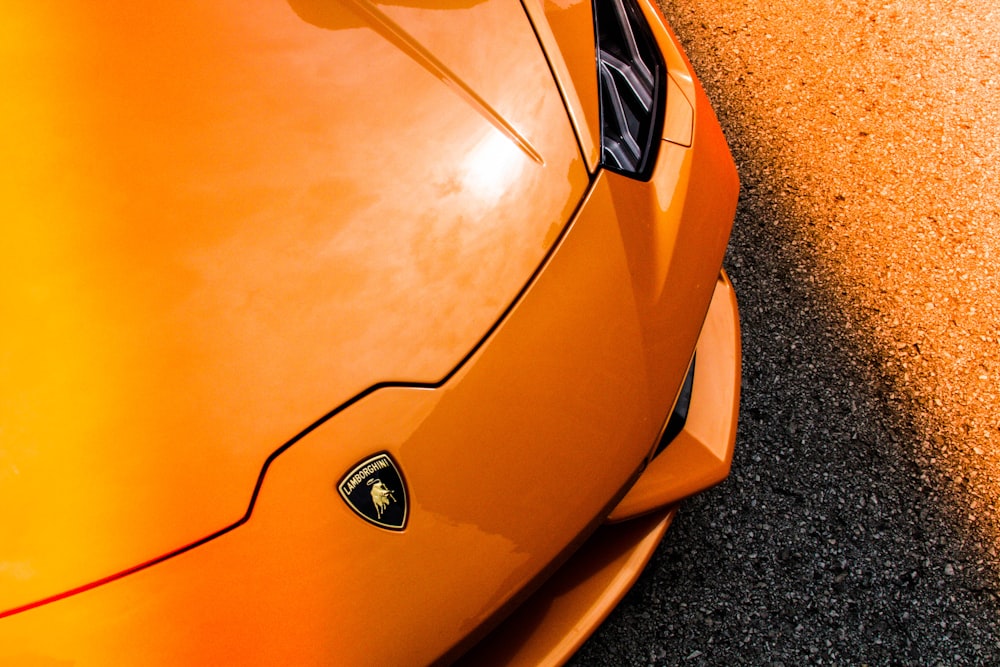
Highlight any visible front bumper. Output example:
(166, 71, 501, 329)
(456, 272, 740, 667)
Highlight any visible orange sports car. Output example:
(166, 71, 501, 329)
(0, 0, 739, 664)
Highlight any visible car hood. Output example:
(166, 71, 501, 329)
(0, 0, 587, 612)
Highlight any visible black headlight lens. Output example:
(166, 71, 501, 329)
(594, 0, 666, 180)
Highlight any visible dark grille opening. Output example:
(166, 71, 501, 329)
(654, 355, 695, 458)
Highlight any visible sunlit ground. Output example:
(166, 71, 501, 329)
(661, 0, 999, 550)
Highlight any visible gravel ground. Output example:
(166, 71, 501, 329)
(571, 0, 1000, 664)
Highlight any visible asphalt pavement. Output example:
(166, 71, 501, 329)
(571, 0, 1000, 664)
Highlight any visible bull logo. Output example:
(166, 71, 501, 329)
(337, 452, 408, 531)
(367, 477, 396, 519)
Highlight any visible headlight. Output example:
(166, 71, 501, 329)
(594, 0, 666, 180)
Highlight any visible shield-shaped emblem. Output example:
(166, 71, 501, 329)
(337, 452, 408, 531)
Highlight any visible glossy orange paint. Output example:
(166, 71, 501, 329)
(458, 509, 678, 667)
(608, 273, 741, 522)
(1, 0, 740, 663)
(522, 0, 601, 169)
(1, 0, 585, 613)
(0, 173, 734, 666)
(458, 276, 741, 667)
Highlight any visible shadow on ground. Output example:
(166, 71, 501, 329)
(571, 5, 1000, 665)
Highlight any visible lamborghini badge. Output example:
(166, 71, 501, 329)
(337, 452, 408, 531)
